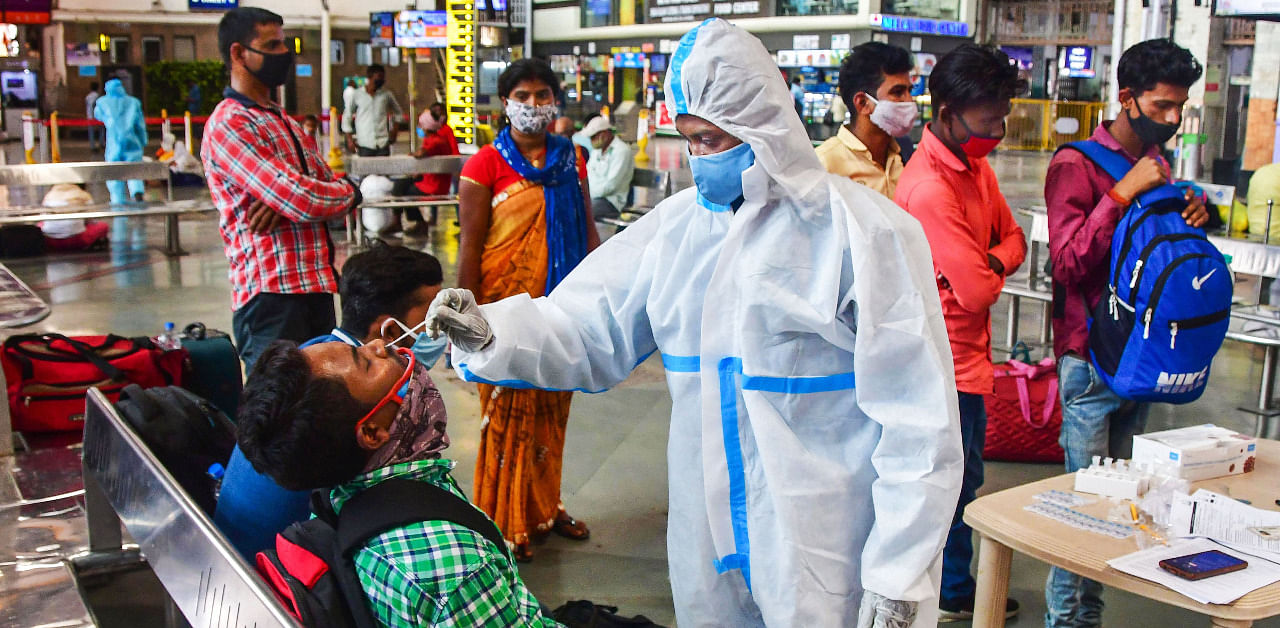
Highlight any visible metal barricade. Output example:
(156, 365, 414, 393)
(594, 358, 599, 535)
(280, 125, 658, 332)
(1002, 99, 1105, 151)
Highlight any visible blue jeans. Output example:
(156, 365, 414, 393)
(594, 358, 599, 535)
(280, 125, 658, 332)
(941, 391, 987, 603)
(1045, 354, 1149, 627)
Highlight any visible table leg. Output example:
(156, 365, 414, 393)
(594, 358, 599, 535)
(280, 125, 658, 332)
(1209, 617, 1252, 628)
(1040, 301, 1052, 348)
(1006, 296, 1022, 351)
(1260, 345, 1276, 413)
(163, 215, 187, 257)
(972, 533, 1013, 628)
(354, 206, 364, 245)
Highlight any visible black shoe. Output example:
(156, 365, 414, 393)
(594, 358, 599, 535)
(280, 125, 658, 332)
(938, 596, 1019, 622)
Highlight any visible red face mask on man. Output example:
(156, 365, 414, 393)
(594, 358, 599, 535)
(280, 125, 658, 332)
(945, 108, 1006, 159)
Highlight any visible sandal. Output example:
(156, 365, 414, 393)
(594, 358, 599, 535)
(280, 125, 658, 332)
(513, 543, 534, 563)
(552, 510, 590, 541)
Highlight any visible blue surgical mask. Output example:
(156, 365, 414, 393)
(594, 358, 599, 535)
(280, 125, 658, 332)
(688, 141, 755, 209)
(409, 331, 448, 369)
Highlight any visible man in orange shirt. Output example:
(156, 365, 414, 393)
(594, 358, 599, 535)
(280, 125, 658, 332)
(895, 43, 1027, 623)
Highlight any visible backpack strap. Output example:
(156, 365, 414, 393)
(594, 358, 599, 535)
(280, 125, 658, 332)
(335, 478, 511, 562)
(1058, 140, 1133, 184)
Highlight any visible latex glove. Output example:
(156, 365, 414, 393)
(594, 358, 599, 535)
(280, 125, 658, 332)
(425, 288, 493, 353)
(856, 591, 917, 628)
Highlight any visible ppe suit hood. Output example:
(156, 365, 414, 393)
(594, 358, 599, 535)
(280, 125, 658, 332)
(104, 78, 126, 97)
(664, 19, 826, 214)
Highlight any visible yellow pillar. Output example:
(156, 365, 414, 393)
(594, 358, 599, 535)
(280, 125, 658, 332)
(328, 106, 345, 172)
(49, 112, 60, 163)
(184, 111, 193, 152)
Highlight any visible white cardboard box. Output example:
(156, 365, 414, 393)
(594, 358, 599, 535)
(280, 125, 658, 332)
(1131, 424, 1257, 481)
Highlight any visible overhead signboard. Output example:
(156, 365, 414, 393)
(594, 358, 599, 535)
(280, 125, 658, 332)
(648, 0, 762, 24)
(445, 0, 475, 145)
(869, 13, 970, 37)
(370, 12, 395, 48)
(66, 41, 99, 66)
(776, 49, 844, 68)
(613, 52, 645, 68)
(1213, 0, 1280, 18)
(3, 0, 50, 23)
(187, 0, 236, 10)
(395, 10, 448, 49)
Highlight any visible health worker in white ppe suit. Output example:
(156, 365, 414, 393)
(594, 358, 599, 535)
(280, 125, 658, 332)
(427, 18, 963, 628)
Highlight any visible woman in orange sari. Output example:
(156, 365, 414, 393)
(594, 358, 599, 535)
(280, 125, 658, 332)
(457, 58, 600, 562)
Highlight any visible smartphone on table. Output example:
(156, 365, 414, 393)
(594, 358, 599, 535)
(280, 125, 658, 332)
(1158, 550, 1249, 581)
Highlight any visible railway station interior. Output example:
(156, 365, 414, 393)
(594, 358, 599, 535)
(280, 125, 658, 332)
(2, 0, 1280, 626)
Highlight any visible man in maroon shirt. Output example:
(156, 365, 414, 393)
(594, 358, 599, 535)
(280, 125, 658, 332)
(1044, 39, 1207, 628)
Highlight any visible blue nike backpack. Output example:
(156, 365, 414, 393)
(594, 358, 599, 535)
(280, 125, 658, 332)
(1061, 141, 1232, 404)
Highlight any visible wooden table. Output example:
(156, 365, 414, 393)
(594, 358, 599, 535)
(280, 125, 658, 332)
(964, 439, 1280, 627)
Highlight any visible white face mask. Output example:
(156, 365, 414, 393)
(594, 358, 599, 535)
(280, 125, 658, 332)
(865, 94, 918, 138)
(504, 100, 557, 134)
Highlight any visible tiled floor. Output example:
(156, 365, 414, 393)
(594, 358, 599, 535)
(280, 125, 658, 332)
(4, 138, 1279, 626)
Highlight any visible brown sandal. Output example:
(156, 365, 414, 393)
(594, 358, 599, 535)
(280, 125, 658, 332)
(552, 510, 590, 541)
(513, 542, 534, 563)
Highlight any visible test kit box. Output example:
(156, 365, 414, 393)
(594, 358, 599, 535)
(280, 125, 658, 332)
(1131, 424, 1256, 482)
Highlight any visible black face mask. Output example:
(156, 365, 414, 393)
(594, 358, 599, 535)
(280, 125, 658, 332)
(1126, 100, 1180, 147)
(373, 79, 386, 90)
(245, 45, 294, 89)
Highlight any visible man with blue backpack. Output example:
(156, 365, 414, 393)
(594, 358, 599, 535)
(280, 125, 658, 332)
(1044, 39, 1212, 628)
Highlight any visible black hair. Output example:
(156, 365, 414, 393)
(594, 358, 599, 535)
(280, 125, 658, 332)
(367, 64, 386, 76)
(838, 42, 914, 119)
(791, 76, 802, 84)
(927, 43, 1027, 120)
(236, 341, 371, 491)
(339, 244, 443, 337)
(429, 101, 446, 114)
(497, 58, 560, 100)
(1117, 39, 1203, 97)
(218, 7, 283, 65)
(302, 114, 319, 125)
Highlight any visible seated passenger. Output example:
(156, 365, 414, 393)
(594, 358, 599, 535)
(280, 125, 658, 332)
(214, 244, 447, 559)
(238, 340, 560, 627)
(582, 116, 634, 221)
(40, 184, 109, 252)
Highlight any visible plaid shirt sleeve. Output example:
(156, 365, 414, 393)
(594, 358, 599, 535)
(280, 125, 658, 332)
(436, 558, 559, 627)
(205, 107, 353, 223)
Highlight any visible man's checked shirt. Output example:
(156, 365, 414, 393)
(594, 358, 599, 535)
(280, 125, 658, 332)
(202, 88, 355, 310)
(329, 460, 562, 627)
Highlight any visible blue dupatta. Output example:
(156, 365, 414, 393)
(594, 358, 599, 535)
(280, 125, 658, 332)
(493, 127, 589, 294)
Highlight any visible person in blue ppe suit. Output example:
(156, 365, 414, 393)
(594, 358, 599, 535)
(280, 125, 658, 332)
(93, 78, 148, 204)
(427, 18, 963, 628)
(214, 244, 449, 559)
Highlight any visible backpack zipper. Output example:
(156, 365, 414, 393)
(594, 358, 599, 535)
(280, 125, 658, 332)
(1139, 252, 1214, 341)
(1111, 205, 1165, 289)
(1127, 232, 1204, 294)
(1168, 309, 1229, 349)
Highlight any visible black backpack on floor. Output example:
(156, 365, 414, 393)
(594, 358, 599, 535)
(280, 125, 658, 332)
(254, 478, 509, 628)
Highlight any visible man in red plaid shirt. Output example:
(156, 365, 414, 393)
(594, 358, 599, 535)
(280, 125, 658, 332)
(203, 7, 359, 369)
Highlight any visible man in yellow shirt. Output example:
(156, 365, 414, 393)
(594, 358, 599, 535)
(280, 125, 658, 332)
(816, 42, 917, 198)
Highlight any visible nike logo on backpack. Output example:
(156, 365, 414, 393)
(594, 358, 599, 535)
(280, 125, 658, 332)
(1192, 269, 1218, 290)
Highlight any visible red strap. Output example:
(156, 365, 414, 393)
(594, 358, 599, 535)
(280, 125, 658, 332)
(275, 535, 330, 588)
(254, 552, 304, 620)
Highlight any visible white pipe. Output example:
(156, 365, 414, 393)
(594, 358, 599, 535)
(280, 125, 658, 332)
(1109, 0, 1125, 118)
(321, 5, 332, 114)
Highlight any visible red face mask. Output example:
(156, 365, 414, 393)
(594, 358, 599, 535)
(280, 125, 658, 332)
(355, 347, 416, 434)
(954, 114, 1005, 159)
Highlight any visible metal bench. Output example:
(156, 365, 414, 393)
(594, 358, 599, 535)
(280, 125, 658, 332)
(80, 387, 299, 627)
(0, 161, 215, 256)
(346, 154, 465, 244)
(999, 281, 1053, 355)
(597, 167, 672, 231)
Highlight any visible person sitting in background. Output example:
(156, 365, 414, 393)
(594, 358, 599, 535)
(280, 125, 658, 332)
(816, 42, 916, 199)
(39, 184, 109, 252)
(237, 340, 562, 627)
(570, 112, 600, 153)
(301, 114, 320, 146)
(552, 116, 574, 139)
(215, 244, 447, 560)
(406, 102, 460, 233)
(583, 116, 634, 221)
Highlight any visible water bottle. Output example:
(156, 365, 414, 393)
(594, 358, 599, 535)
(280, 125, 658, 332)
(207, 462, 225, 501)
(155, 321, 182, 351)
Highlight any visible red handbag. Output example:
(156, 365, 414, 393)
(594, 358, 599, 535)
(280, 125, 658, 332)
(2, 334, 185, 433)
(983, 358, 1065, 463)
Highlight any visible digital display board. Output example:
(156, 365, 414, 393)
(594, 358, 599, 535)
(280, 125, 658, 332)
(187, 0, 235, 10)
(370, 12, 394, 48)
(613, 52, 645, 69)
(1058, 46, 1094, 78)
(395, 10, 448, 49)
(1213, 0, 1280, 18)
(445, 0, 475, 145)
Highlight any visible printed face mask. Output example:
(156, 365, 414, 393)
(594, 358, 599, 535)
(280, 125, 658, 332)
(245, 45, 294, 89)
(361, 347, 450, 471)
(864, 94, 918, 138)
(382, 317, 448, 369)
(689, 141, 756, 208)
(505, 100, 557, 134)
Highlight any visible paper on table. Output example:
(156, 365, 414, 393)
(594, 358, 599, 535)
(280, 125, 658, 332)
(1169, 489, 1280, 563)
(1107, 538, 1280, 605)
